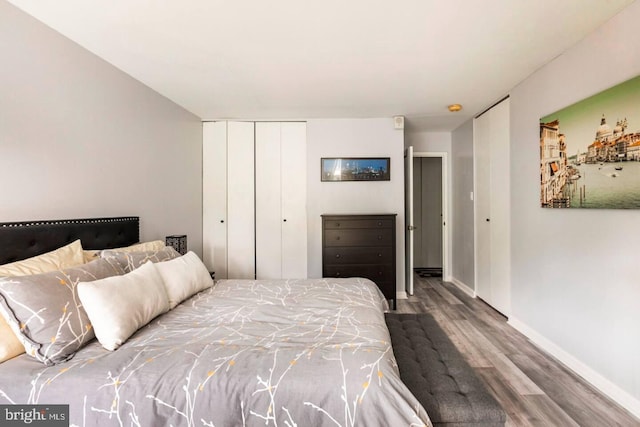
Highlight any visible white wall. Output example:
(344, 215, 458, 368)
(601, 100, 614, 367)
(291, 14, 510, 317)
(509, 1, 640, 413)
(0, 2, 203, 254)
(450, 120, 475, 292)
(306, 119, 405, 295)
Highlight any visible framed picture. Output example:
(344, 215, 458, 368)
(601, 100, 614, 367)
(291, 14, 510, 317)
(540, 74, 640, 209)
(321, 157, 390, 182)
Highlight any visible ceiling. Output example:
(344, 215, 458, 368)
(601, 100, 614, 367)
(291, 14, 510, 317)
(7, 0, 635, 131)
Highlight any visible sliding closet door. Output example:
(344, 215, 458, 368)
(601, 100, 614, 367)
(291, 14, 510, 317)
(488, 99, 511, 313)
(202, 122, 228, 277)
(474, 98, 511, 316)
(227, 121, 255, 279)
(255, 122, 307, 279)
(474, 114, 491, 301)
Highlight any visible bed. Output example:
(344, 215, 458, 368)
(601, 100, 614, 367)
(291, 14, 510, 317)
(0, 217, 432, 427)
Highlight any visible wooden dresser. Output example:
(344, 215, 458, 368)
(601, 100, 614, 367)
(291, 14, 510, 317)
(322, 214, 397, 309)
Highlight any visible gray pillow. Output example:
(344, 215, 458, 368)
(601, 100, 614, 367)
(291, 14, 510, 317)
(100, 246, 181, 273)
(0, 257, 125, 365)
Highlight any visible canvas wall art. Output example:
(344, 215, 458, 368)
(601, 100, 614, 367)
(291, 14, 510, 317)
(540, 74, 640, 208)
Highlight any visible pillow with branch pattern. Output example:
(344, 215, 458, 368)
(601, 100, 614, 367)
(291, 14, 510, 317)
(100, 246, 181, 273)
(0, 257, 125, 365)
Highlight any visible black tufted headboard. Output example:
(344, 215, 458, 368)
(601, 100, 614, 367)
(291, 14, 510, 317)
(0, 217, 139, 265)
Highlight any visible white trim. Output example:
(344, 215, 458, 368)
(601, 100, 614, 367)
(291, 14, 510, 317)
(450, 277, 476, 298)
(396, 291, 408, 300)
(411, 151, 451, 281)
(509, 316, 640, 419)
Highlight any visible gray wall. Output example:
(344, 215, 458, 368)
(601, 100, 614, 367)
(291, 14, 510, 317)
(450, 120, 475, 291)
(0, 2, 203, 254)
(306, 119, 405, 294)
(510, 1, 640, 406)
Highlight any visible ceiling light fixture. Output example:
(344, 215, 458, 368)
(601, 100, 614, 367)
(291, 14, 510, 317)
(448, 104, 462, 112)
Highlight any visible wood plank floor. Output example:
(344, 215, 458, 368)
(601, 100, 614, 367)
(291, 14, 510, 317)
(397, 274, 640, 427)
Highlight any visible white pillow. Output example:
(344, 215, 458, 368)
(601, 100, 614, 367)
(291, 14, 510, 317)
(154, 251, 214, 309)
(77, 261, 169, 351)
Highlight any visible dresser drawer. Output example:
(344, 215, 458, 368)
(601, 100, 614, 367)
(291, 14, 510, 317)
(321, 214, 397, 309)
(323, 219, 394, 230)
(324, 229, 393, 247)
(324, 247, 393, 264)
(324, 264, 393, 282)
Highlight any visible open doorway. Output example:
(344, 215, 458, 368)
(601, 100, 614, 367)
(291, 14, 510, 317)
(413, 156, 443, 277)
(405, 150, 449, 295)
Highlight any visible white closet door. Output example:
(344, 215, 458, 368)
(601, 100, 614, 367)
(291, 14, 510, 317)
(489, 99, 511, 314)
(255, 122, 283, 279)
(280, 122, 307, 278)
(227, 121, 255, 279)
(474, 98, 511, 316)
(202, 122, 228, 277)
(474, 115, 491, 302)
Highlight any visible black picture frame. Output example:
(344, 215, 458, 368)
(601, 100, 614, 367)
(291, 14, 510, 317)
(321, 157, 390, 182)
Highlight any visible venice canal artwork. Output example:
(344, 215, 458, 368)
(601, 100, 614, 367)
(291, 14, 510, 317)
(540, 74, 640, 209)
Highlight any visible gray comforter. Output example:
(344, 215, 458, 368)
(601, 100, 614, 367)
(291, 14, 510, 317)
(0, 278, 431, 427)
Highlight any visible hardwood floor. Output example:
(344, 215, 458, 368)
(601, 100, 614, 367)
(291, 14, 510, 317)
(397, 274, 640, 427)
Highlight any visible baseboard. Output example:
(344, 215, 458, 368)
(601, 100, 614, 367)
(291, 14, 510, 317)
(450, 277, 476, 298)
(508, 316, 640, 419)
(396, 291, 408, 300)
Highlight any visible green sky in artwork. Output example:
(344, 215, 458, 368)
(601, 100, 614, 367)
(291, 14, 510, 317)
(540, 75, 640, 157)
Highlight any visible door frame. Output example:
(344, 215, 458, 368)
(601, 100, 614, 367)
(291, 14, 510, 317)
(410, 151, 451, 282)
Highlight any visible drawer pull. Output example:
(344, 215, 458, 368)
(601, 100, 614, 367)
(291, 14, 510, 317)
(378, 253, 382, 257)
(220, 220, 225, 223)
(377, 235, 383, 240)
(335, 272, 341, 277)
(377, 221, 382, 226)
(335, 254, 341, 258)
(378, 271, 383, 276)
(336, 236, 341, 241)
(335, 222, 341, 227)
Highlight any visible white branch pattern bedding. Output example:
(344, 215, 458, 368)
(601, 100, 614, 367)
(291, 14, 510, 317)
(0, 278, 431, 427)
